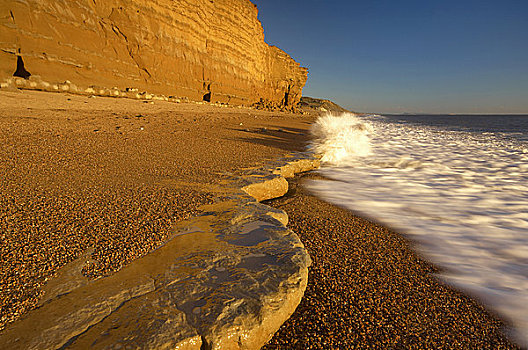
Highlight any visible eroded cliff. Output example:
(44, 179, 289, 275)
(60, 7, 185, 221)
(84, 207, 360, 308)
(0, 0, 307, 108)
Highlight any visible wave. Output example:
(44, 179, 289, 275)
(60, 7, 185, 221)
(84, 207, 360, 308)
(308, 113, 528, 346)
(310, 113, 373, 165)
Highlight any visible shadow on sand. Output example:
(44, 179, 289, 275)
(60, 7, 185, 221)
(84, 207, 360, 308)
(228, 125, 313, 152)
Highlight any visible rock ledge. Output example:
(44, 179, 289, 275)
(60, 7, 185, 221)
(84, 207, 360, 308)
(0, 153, 319, 350)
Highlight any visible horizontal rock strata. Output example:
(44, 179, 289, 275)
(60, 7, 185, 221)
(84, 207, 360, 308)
(0, 154, 319, 350)
(0, 0, 307, 108)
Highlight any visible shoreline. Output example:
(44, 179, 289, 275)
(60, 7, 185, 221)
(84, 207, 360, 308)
(263, 173, 521, 349)
(0, 89, 522, 348)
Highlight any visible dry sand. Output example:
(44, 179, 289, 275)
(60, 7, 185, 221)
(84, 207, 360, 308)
(0, 90, 312, 330)
(0, 90, 521, 349)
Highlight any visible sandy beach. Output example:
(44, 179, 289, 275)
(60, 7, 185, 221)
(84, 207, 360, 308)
(2, 0, 525, 347)
(0, 90, 521, 349)
(0, 90, 313, 331)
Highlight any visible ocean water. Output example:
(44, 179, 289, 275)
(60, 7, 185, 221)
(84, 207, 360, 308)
(308, 112, 528, 346)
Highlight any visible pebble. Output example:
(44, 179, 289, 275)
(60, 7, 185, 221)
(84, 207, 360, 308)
(0, 97, 313, 333)
(262, 177, 520, 349)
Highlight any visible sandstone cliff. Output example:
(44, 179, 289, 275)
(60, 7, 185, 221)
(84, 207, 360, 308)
(0, 0, 307, 108)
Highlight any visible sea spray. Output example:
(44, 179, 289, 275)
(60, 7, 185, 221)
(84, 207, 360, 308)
(310, 113, 373, 164)
(308, 112, 528, 347)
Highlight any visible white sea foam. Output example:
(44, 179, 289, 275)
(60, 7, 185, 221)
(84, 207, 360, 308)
(308, 113, 528, 347)
(310, 113, 373, 164)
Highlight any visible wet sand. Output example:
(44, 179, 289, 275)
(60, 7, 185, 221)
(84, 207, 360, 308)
(0, 90, 313, 330)
(263, 174, 520, 349)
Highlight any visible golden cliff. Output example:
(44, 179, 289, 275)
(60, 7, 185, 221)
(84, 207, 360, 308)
(0, 0, 308, 109)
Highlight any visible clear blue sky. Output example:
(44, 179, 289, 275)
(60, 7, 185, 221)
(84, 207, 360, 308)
(252, 0, 528, 114)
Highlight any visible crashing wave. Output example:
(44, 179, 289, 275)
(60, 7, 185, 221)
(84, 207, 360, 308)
(310, 113, 373, 165)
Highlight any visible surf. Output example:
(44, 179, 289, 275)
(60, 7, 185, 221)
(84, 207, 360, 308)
(308, 112, 528, 347)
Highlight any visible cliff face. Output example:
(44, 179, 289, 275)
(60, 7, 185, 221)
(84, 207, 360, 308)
(0, 0, 307, 108)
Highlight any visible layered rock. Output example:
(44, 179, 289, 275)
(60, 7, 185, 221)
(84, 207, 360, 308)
(0, 154, 319, 349)
(0, 0, 307, 108)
